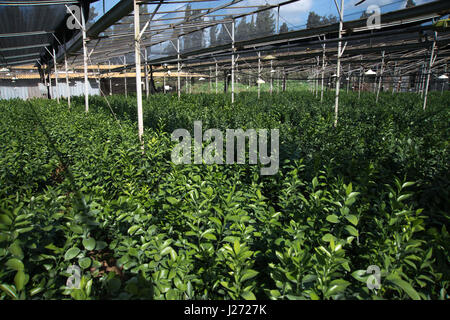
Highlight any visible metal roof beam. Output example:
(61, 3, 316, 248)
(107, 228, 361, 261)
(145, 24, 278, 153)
(56, 0, 135, 63)
(3, 52, 41, 60)
(0, 43, 51, 52)
(2, 58, 43, 66)
(135, 1, 448, 68)
(0, 1, 78, 6)
(0, 30, 54, 38)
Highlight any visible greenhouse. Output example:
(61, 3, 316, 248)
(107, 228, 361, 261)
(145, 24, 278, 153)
(0, 0, 449, 302)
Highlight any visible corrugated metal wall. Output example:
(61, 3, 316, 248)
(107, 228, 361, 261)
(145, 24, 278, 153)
(0, 79, 100, 100)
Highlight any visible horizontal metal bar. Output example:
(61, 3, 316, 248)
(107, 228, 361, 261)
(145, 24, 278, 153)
(3, 52, 41, 60)
(128, 5, 260, 16)
(0, 43, 50, 52)
(0, 58, 43, 66)
(0, 30, 54, 38)
(0, 1, 78, 6)
(139, 0, 221, 4)
(56, 0, 134, 64)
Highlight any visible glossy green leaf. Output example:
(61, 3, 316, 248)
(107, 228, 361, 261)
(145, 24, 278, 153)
(6, 258, 24, 271)
(83, 238, 96, 251)
(8, 241, 24, 259)
(167, 197, 179, 205)
(14, 270, 26, 291)
(345, 225, 359, 237)
(241, 291, 256, 300)
(127, 225, 140, 235)
(166, 289, 177, 300)
(241, 269, 259, 282)
(345, 214, 358, 226)
(0, 214, 12, 226)
(387, 277, 420, 300)
(64, 247, 80, 261)
(78, 257, 92, 269)
(322, 233, 335, 242)
(326, 214, 339, 223)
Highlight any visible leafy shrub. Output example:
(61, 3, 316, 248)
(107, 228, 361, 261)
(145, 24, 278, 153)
(0, 90, 448, 300)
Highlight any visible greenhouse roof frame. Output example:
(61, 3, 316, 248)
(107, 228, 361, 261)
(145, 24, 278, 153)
(0, 0, 97, 68)
(58, 0, 447, 80)
(56, 0, 301, 65)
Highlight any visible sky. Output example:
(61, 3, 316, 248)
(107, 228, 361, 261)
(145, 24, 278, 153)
(92, 0, 437, 29)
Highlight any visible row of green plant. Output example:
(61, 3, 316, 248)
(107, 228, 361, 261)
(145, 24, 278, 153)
(174, 79, 313, 94)
(0, 90, 448, 300)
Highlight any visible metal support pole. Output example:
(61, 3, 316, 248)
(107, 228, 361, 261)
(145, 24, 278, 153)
(124, 56, 127, 98)
(163, 73, 166, 94)
(209, 66, 212, 93)
(277, 5, 280, 34)
(215, 62, 218, 94)
(333, 0, 344, 127)
(97, 65, 101, 96)
(423, 31, 437, 110)
(441, 64, 447, 95)
(321, 39, 326, 102)
(81, 5, 89, 112)
(177, 37, 181, 100)
(231, 19, 235, 104)
(236, 62, 239, 94)
(48, 69, 52, 99)
(374, 65, 378, 93)
(109, 60, 112, 95)
(376, 50, 385, 103)
(358, 57, 362, 99)
(189, 75, 192, 94)
(64, 53, 70, 109)
(43, 67, 49, 98)
(392, 61, 397, 95)
(362, 73, 365, 96)
(52, 48, 60, 104)
(414, 69, 419, 93)
(419, 62, 425, 96)
(145, 47, 149, 98)
(351, 70, 354, 92)
(316, 57, 320, 97)
(277, 69, 280, 93)
(270, 60, 273, 95)
(134, 0, 144, 147)
(258, 51, 261, 99)
(346, 64, 350, 94)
